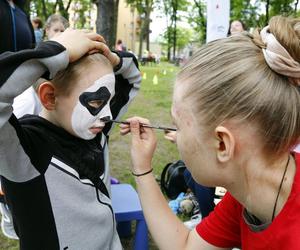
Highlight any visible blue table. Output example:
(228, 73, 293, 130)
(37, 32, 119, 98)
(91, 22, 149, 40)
(111, 183, 148, 250)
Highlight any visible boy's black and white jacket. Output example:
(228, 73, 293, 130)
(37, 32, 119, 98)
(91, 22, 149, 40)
(0, 41, 141, 250)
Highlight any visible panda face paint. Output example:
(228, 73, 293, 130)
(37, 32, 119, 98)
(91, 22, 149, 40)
(71, 73, 115, 140)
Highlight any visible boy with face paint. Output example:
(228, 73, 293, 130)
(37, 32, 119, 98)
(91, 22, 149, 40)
(0, 29, 141, 250)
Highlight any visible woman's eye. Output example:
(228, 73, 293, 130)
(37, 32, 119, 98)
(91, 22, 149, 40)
(88, 100, 104, 109)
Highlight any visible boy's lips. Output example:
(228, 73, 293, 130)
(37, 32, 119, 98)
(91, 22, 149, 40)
(89, 126, 104, 134)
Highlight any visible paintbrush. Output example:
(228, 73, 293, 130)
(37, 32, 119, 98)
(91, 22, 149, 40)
(101, 117, 177, 131)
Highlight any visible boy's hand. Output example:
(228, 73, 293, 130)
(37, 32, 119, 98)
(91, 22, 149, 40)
(51, 28, 106, 63)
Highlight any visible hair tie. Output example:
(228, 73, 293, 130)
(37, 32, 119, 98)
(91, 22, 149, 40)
(260, 26, 300, 86)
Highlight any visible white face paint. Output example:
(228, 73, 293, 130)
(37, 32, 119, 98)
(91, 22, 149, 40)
(71, 73, 115, 140)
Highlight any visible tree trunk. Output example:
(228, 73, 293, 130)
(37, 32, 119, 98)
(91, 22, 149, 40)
(167, 27, 171, 61)
(138, 14, 148, 58)
(265, 0, 269, 25)
(96, 0, 117, 48)
(194, 0, 206, 42)
(163, 1, 171, 61)
(113, 0, 120, 48)
(41, 0, 48, 19)
(57, 0, 69, 19)
(145, 0, 153, 51)
(295, 0, 299, 14)
(172, 0, 178, 60)
(145, 11, 151, 51)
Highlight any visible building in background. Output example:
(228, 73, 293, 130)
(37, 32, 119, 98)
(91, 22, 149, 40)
(68, 0, 141, 55)
(116, 0, 140, 54)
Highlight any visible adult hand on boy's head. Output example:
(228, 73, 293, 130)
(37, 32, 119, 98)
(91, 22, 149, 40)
(51, 28, 106, 63)
(95, 43, 120, 67)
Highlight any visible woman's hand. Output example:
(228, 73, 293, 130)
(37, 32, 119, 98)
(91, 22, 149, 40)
(164, 130, 177, 144)
(51, 28, 108, 63)
(120, 117, 157, 175)
(96, 43, 120, 67)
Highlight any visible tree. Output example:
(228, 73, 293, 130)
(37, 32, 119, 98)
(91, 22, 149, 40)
(188, 0, 206, 43)
(295, 0, 299, 14)
(95, 0, 119, 48)
(126, 0, 155, 58)
(156, 0, 172, 60)
(159, 0, 188, 60)
(160, 26, 192, 56)
(54, 0, 73, 19)
(28, 0, 73, 22)
(72, 0, 95, 29)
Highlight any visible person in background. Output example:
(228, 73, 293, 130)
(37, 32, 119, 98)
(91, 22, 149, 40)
(44, 13, 69, 40)
(0, 0, 35, 54)
(12, 14, 69, 119)
(31, 17, 43, 45)
(116, 39, 126, 52)
(228, 20, 246, 36)
(0, 0, 35, 239)
(122, 15, 300, 249)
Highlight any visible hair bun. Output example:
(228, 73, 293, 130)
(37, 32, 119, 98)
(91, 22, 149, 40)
(260, 16, 300, 86)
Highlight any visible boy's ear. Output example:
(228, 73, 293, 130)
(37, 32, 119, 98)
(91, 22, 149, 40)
(38, 81, 56, 110)
(214, 126, 235, 163)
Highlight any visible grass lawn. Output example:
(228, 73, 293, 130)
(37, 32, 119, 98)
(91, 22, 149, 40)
(0, 62, 180, 249)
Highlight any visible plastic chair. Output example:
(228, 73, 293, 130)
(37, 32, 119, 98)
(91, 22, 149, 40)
(111, 183, 148, 250)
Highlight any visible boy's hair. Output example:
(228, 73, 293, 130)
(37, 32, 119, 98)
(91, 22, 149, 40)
(45, 14, 69, 30)
(177, 16, 300, 157)
(43, 53, 112, 96)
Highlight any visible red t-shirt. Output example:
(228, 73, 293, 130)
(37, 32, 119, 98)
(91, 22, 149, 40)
(196, 153, 300, 249)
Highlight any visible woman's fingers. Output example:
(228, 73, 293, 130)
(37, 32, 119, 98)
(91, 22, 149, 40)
(126, 116, 150, 126)
(85, 32, 106, 43)
(120, 126, 130, 135)
(51, 29, 109, 63)
(97, 43, 120, 66)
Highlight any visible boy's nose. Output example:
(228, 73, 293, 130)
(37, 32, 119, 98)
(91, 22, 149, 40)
(101, 116, 111, 122)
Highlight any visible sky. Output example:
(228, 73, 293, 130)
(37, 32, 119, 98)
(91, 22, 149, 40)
(150, 7, 191, 42)
(150, 7, 167, 42)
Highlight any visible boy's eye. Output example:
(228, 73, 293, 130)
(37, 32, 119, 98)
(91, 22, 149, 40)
(88, 100, 105, 109)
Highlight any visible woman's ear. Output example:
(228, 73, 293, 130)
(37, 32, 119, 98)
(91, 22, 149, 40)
(38, 81, 56, 110)
(214, 126, 235, 163)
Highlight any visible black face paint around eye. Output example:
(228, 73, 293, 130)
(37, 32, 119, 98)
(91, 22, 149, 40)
(79, 87, 111, 116)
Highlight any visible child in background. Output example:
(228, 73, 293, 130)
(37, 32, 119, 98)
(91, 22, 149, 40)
(12, 13, 69, 119)
(31, 17, 43, 45)
(45, 13, 69, 39)
(0, 28, 141, 249)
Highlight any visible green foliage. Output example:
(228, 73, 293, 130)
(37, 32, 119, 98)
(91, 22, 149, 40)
(160, 26, 193, 51)
(109, 62, 180, 186)
(72, 0, 93, 29)
(187, 0, 206, 42)
(126, 0, 155, 57)
(230, 0, 299, 30)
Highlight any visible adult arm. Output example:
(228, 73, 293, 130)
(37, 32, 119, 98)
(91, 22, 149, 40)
(122, 117, 230, 250)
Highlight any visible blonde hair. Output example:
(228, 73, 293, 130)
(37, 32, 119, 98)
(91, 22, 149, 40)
(51, 53, 112, 96)
(45, 14, 69, 30)
(177, 16, 300, 156)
